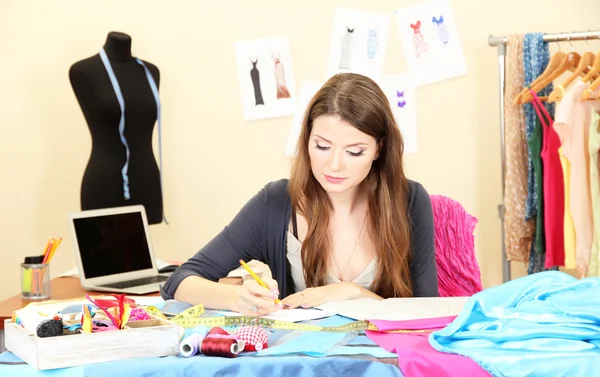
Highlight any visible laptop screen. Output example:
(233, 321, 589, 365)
(73, 211, 153, 279)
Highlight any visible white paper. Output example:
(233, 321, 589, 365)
(284, 80, 323, 157)
(57, 259, 173, 278)
(394, 0, 467, 87)
(217, 308, 336, 323)
(378, 74, 418, 154)
(326, 7, 391, 80)
(234, 35, 297, 121)
(317, 296, 469, 321)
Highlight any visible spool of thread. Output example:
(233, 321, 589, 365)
(179, 333, 206, 357)
(200, 327, 243, 357)
(36, 318, 64, 338)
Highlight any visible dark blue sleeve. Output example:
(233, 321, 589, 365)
(408, 182, 439, 297)
(160, 188, 267, 300)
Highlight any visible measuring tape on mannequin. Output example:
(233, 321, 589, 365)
(143, 304, 434, 334)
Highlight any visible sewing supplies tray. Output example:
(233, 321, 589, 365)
(4, 313, 183, 370)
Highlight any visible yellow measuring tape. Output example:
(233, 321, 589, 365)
(143, 304, 434, 334)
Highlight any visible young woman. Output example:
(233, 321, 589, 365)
(161, 73, 438, 315)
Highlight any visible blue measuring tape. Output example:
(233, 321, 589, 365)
(99, 48, 168, 224)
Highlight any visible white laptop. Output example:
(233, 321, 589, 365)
(67, 205, 169, 295)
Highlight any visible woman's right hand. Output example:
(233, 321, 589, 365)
(236, 278, 283, 316)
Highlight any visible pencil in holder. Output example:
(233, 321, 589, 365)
(21, 256, 51, 300)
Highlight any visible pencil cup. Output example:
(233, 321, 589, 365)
(21, 263, 50, 300)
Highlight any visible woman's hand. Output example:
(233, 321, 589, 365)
(281, 282, 360, 309)
(235, 278, 284, 316)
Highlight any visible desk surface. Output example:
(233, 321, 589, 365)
(0, 276, 242, 330)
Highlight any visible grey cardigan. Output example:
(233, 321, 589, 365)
(160, 179, 439, 300)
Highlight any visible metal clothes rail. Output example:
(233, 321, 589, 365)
(487, 30, 600, 283)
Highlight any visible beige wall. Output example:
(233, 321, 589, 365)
(1, 0, 598, 301)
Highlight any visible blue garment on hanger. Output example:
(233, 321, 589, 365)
(522, 33, 555, 221)
(98, 48, 167, 222)
(429, 271, 600, 377)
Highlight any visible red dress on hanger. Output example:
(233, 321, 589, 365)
(530, 90, 565, 267)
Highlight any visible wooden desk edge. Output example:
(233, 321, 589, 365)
(0, 276, 243, 330)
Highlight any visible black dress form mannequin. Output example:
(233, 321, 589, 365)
(69, 31, 165, 224)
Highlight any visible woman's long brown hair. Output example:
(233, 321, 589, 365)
(288, 73, 412, 298)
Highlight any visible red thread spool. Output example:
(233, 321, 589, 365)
(201, 327, 243, 357)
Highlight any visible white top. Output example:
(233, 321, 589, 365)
(286, 231, 377, 292)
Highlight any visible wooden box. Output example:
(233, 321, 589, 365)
(4, 314, 183, 370)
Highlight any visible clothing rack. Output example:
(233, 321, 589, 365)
(487, 30, 600, 283)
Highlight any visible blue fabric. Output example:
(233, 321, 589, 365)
(1, 315, 400, 377)
(253, 316, 395, 358)
(0, 351, 402, 377)
(429, 271, 600, 377)
(522, 33, 555, 221)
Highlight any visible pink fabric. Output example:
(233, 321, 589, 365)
(369, 316, 457, 332)
(429, 195, 482, 297)
(365, 317, 491, 377)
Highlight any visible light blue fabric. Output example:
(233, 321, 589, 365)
(0, 352, 82, 377)
(429, 271, 600, 377)
(0, 350, 402, 377)
(256, 316, 353, 357)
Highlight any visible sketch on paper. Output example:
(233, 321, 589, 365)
(396, 90, 407, 108)
(432, 16, 449, 44)
(234, 36, 297, 121)
(327, 8, 391, 80)
(410, 21, 429, 58)
(394, 0, 467, 87)
(379, 75, 418, 154)
(284, 81, 323, 157)
(272, 52, 291, 99)
(339, 27, 355, 69)
(249, 57, 265, 105)
(367, 29, 379, 59)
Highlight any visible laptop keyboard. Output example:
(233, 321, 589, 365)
(99, 275, 168, 289)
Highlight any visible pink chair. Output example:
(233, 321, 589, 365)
(429, 195, 483, 297)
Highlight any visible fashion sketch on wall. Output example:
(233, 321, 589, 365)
(378, 74, 418, 154)
(326, 7, 391, 80)
(235, 36, 296, 121)
(432, 16, 449, 44)
(250, 57, 265, 105)
(339, 27, 354, 69)
(394, 0, 467, 87)
(272, 52, 291, 99)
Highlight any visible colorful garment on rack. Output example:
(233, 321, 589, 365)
(365, 317, 491, 377)
(503, 35, 535, 262)
(589, 109, 600, 276)
(429, 271, 600, 377)
(530, 90, 565, 267)
(523, 33, 555, 221)
(558, 146, 577, 269)
(554, 81, 599, 276)
(526, 98, 556, 274)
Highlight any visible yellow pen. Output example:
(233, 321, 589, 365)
(239, 259, 282, 305)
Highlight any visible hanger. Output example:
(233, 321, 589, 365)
(584, 73, 600, 100)
(581, 35, 600, 100)
(513, 36, 566, 105)
(519, 36, 581, 104)
(548, 51, 595, 102)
